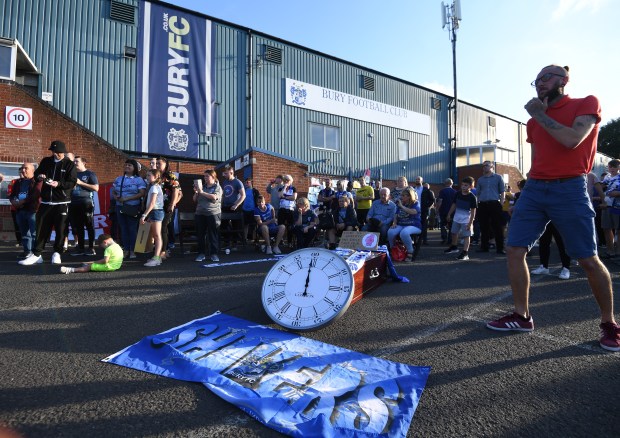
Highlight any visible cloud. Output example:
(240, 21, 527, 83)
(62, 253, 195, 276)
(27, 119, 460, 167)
(552, 0, 609, 21)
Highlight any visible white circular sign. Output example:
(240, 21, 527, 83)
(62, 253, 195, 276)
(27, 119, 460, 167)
(6, 106, 33, 130)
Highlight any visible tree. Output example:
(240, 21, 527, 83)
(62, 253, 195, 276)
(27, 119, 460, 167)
(598, 117, 620, 158)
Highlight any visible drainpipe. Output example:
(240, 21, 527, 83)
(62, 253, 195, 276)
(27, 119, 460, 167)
(247, 30, 254, 150)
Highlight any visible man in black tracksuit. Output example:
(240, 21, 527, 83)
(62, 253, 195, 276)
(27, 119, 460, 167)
(19, 140, 77, 265)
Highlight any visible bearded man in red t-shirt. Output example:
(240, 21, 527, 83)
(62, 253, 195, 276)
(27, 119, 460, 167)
(485, 65, 619, 352)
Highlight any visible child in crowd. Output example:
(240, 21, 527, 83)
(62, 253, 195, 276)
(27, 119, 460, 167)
(292, 197, 319, 249)
(254, 195, 286, 255)
(60, 234, 123, 274)
(444, 177, 477, 260)
(141, 169, 165, 267)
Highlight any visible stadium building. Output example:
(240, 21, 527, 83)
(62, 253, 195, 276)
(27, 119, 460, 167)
(1, 0, 606, 237)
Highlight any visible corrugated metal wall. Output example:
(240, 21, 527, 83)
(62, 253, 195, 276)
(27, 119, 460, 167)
(0, 0, 138, 150)
(250, 35, 451, 182)
(199, 22, 248, 162)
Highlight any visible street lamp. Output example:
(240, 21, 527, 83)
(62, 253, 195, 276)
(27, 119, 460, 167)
(441, 0, 462, 179)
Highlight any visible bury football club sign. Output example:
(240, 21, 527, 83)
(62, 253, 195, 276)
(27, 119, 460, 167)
(137, 1, 216, 158)
(285, 79, 431, 135)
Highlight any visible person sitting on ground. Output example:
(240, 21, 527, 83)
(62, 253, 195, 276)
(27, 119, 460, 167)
(362, 187, 397, 245)
(254, 195, 286, 255)
(444, 177, 478, 261)
(531, 222, 571, 280)
(60, 234, 123, 274)
(327, 196, 358, 249)
(387, 187, 422, 262)
(292, 197, 319, 249)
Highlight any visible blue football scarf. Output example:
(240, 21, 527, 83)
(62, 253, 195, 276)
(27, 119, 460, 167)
(103, 312, 430, 437)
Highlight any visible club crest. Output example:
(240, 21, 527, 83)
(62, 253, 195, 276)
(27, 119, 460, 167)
(290, 83, 307, 106)
(167, 128, 189, 152)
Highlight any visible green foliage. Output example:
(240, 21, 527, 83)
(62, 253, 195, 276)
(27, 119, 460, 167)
(598, 118, 620, 158)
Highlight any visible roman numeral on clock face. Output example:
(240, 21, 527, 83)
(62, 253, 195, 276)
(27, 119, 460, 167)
(273, 291, 286, 301)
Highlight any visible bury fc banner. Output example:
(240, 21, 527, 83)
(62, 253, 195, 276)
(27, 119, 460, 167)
(137, 1, 216, 158)
(103, 312, 430, 437)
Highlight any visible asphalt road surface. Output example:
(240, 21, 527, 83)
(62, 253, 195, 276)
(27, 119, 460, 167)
(1, 231, 619, 438)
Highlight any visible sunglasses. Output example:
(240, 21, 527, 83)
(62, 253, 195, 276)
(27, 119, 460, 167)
(531, 73, 565, 87)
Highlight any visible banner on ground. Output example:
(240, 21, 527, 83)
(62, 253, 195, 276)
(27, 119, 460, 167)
(103, 312, 430, 437)
(137, 1, 216, 158)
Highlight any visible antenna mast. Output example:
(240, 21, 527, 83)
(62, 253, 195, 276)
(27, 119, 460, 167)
(441, 0, 462, 179)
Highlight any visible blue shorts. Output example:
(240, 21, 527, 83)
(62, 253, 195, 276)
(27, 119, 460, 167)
(148, 209, 165, 222)
(451, 222, 472, 237)
(507, 175, 596, 259)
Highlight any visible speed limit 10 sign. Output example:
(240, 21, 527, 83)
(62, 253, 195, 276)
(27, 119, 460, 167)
(5, 106, 33, 130)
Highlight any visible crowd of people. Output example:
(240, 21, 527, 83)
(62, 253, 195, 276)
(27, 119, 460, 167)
(7, 147, 183, 272)
(3, 62, 618, 352)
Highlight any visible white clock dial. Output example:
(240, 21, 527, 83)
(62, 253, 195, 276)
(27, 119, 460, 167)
(262, 248, 354, 330)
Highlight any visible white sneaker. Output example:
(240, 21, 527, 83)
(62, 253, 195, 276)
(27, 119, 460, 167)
(144, 257, 161, 267)
(60, 266, 74, 274)
(531, 265, 549, 275)
(18, 254, 43, 265)
(558, 267, 570, 280)
(51, 252, 62, 265)
(195, 254, 206, 262)
(210, 254, 220, 262)
(265, 246, 273, 255)
(273, 246, 282, 255)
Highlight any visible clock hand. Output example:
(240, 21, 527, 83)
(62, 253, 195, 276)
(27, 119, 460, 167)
(303, 260, 312, 296)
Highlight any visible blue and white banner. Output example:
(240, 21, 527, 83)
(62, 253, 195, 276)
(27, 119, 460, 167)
(103, 312, 430, 437)
(137, 1, 216, 158)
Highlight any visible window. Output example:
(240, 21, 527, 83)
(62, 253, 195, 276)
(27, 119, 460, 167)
(0, 162, 23, 205)
(0, 44, 14, 79)
(398, 139, 409, 162)
(310, 123, 340, 151)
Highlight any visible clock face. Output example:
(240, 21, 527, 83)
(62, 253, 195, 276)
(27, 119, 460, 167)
(262, 248, 354, 330)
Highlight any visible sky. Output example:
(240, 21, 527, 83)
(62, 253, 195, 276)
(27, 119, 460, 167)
(165, 0, 618, 126)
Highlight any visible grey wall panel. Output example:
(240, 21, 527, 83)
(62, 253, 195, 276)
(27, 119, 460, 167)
(0, 0, 139, 151)
(199, 23, 247, 162)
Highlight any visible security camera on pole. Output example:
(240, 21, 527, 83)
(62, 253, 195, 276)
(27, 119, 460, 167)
(441, 0, 462, 180)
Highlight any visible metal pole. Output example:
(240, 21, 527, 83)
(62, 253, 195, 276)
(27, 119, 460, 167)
(451, 25, 457, 180)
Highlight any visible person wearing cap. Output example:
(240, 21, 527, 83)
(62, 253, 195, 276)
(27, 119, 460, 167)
(19, 140, 77, 266)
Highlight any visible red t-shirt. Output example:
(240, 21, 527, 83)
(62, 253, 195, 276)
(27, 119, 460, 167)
(527, 95, 601, 179)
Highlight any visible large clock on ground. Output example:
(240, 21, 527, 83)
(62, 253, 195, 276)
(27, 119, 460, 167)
(261, 248, 355, 330)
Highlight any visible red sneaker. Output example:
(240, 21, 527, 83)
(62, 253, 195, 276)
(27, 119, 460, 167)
(486, 312, 534, 332)
(599, 322, 620, 352)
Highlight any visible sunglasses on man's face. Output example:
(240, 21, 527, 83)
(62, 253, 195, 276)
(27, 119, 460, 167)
(531, 73, 565, 87)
